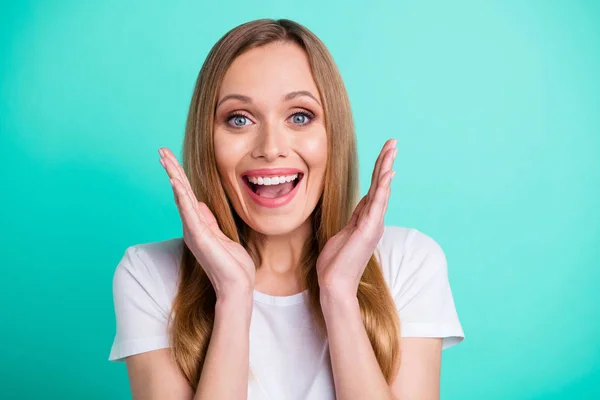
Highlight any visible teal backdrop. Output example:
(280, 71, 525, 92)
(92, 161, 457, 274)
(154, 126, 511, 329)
(1, 1, 598, 399)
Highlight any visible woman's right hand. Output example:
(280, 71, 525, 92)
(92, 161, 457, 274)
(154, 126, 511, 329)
(158, 147, 256, 301)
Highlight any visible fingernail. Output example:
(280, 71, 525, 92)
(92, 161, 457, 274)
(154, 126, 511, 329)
(160, 158, 165, 168)
(392, 170, 396, 178)
(158, 148, 164, 157)
(386, 172, 394, 185)
(393, 148, 398, 158)
(392, 139, 398, 147)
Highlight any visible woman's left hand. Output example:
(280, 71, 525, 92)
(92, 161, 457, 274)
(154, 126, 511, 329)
(316, 139, 398, 298)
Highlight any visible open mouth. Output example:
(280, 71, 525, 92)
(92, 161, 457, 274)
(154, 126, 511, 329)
(243, 173, 304, 199)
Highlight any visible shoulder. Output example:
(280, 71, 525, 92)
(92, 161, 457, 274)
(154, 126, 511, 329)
(109, 238, 184, 361)
(113, 237, 184, 306)
(376, 226, 447, 292)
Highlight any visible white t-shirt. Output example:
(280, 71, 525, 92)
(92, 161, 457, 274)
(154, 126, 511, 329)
(108, 226, 464, 399)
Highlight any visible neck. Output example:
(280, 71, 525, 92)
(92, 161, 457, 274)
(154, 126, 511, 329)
(249, 217, 313, 295)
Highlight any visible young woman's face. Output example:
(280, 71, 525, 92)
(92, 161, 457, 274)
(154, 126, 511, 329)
(214, 42, 327, 236)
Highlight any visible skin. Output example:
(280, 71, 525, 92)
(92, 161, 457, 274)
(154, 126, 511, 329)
(124, 42, 443, 400)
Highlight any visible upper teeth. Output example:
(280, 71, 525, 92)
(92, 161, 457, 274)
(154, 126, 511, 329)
(248, 174, 299, 185)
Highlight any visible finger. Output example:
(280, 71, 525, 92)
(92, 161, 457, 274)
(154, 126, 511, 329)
(159, 148, 186, 182)
(368, 139, 397, 200)
(366, 170, 395, 223)
(160, 153, 201, 215)
(359, 171, 394, 229)
(364, 147, 396, 216)
(379, 147, 397, 181)
(368, 140, 395, 197)
(172, 180, 236, 272)
(170, 177, 211, 242)
(383, 179, 392, 216)
(160, 150, 219, 235)
(159, 148, 197, 201)
(349, 195, 368, 226)
(197, 202, 221, 232)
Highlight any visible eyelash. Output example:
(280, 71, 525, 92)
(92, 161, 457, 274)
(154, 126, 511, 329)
(225, 110, 315, 128)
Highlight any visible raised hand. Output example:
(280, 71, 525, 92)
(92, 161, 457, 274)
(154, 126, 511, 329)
(158, 147, 256, 300)
(316, 139, 397, 297)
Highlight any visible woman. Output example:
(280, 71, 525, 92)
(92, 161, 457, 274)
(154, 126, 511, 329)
(109, 18, 464, 399)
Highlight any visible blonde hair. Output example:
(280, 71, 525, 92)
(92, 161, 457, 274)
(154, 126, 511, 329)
(168, 18, 401, 391)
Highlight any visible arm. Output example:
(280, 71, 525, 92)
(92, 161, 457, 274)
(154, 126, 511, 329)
(125, 349, 194, 400)
(124, 292, 253, 400)
(316, 138, 397, 399)
(390, 337, 442, 400)
(321, 289, 443, 400)
(321, 289, 395, 400)
(120, 148, 257, 399)
(194, 292, 253, 400)
(316, 141, 452, 399)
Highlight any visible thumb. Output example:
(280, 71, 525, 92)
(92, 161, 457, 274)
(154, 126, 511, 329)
(349, 196, 367, 227)
(197, 202, 217, 223)
(197, 202, 227, 238)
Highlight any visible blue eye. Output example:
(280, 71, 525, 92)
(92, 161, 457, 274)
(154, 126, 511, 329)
(227, 113, 252, 127)
(289, 111, 314, 126)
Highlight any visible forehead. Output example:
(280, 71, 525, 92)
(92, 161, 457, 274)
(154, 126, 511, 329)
(218, 42, 322, 105)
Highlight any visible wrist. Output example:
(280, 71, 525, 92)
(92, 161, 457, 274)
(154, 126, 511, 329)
(216, 284, 253, 303)
(320, 287, 359, 317)
(215, 289, 253, 317)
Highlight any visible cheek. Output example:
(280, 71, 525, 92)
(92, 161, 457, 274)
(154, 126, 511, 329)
(213, 130, 250, 200)
(296, 131, 327, 199)
(297, 131, 328, 169)
(214, 130, 248, 172)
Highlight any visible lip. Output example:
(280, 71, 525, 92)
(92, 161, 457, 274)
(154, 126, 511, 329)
(241, 170, 304, 209)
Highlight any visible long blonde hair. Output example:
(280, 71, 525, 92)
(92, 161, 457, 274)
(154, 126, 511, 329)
(168, 18, 401, 391)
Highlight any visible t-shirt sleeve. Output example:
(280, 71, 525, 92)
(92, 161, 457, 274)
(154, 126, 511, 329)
(381, 227, 465, 349)
(108, 246, 171, 362)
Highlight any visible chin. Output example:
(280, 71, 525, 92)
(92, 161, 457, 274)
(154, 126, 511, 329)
(244, 211, 311, 237)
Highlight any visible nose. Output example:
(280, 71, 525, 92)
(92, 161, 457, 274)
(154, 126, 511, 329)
(251, 122, 289, 161)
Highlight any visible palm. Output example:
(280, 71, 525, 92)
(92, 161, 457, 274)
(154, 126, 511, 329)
(209, 218, 256, 282)
(316, 226, 355, 289)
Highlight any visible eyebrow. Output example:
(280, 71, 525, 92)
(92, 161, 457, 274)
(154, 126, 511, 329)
(216, 90, 322, 109)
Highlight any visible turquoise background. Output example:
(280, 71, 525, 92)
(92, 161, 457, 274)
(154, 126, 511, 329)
(1, 1, 598, 399)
